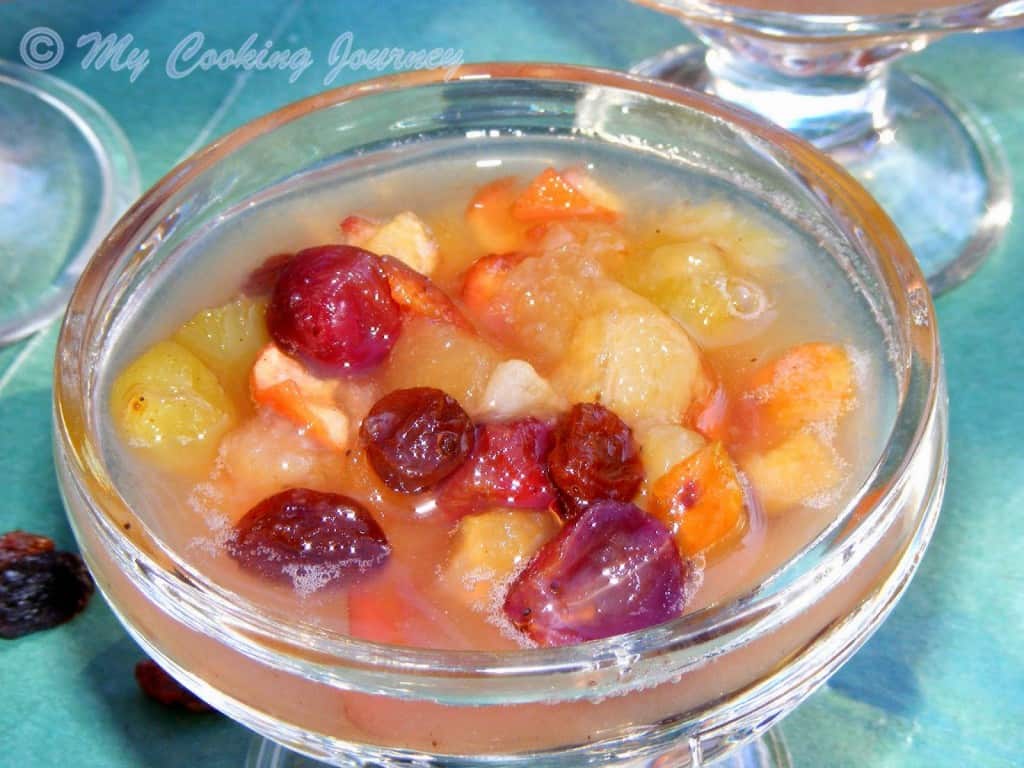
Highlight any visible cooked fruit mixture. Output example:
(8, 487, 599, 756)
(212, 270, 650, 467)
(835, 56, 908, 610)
(109, 165, 865, 649)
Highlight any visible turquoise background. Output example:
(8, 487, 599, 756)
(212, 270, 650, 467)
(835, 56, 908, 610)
(1, 2, 1022, 765)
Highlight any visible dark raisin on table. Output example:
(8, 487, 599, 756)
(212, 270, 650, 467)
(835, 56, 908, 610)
(0, 530, 94, 640)
(135, 659, 214, 713)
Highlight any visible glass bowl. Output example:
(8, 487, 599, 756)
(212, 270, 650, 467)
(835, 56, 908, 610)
(630, 0, 1024, 294)
(53, 63, 947, 768)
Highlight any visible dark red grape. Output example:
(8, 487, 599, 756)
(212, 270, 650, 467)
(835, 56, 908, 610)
(135, 660, 213, 713)
(549, 403, 643, 518)
(229, 488, 390, 584)
(267, 245, 401, 371)
(438, 419, 558, 518)
(1, 531, 94, 640)
(503, 500, 688, 646)
(361, 387, 475, 494)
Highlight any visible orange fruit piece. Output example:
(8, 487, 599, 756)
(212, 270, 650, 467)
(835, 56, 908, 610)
(377, 254, 474, 332)
(511, 167, 615, 223)
(250, 344, 349, 450)
(744, 342, 856, 438)
(650, 441, 746, 558)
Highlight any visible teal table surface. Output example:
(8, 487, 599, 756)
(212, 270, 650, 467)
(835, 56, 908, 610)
(1, 2, 1022, 766)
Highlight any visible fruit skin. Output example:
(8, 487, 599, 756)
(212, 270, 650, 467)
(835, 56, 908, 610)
(174, 295, 270, 403)
(229, 488, 390, 584)
(442, 508, 561, 611)
(650, 441, 747, 558)
(111, 339, 235, 474)
(503, 500, 687, 646)
(511, 168, 615, 223)
(377, 254, 474, 332)
(360, 387, 475, 494)
(267, 245, 401, 371)
(250, 343, 350, 451)
(549, 403, 644, 518)
(742, 342, 856, 440)
(741, 431, 843, 515)
(437, 419, 558, 518)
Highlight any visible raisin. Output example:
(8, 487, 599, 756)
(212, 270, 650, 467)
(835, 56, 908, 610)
(548, 403, 644, 518)
(1, 531, 94, 640)
(135, 660, 213, 713)
(228, 488, 390, 584)
(361, 387, 475, 493)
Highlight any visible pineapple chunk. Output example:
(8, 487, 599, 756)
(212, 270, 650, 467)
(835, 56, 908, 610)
(744, 342, 856, 437)
(742, 431, 844, 515)
(174, 295, 269, 402)
(443, 509, 560, 611)
(480, 360, 566, 420)
(382, 316, 502, 415)
(553, 290, 710, 428)
(111, 340, 235, 474)
(362, 212, 439, 276)
(650, 441, 746, 558)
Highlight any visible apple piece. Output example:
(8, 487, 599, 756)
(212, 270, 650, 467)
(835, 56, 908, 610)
(741, 431, 844, 515)
(465, 176, 527, 253)
(480, 360, 566, 420)
(442, 508, 561, 611)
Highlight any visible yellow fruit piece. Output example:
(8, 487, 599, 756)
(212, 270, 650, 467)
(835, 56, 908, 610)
(650, 442, 746, 558)
(110, 340, 235, 474)
(173, 296, 269, 402)
(443, 509, 560, 611)
(481, 360, 566, 420)
(637, 423, 706, 485)
(742, 431, 844, 515)
(364, 211, 439, 276)
(655, 200, 785, 271)
(745, 342, 856, 436)
(553, 290, 709, 428)
(382, 317, 502, 415)
(621, 240, 770, 347)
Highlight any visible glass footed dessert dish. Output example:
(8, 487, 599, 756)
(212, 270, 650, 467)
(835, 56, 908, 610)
(630, 0, 1024, 294)
(54, 64, 947, 768)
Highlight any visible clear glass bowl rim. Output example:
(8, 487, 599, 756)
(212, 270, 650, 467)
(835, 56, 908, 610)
(53, 62, 941, 695)
(632, 0, 1024, 37)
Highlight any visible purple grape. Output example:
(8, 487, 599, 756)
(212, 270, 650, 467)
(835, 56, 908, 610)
(503, 500, 688, 646)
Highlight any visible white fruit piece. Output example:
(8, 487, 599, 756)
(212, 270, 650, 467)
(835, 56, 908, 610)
(637, 423, 707, 484)
(355, 211, 440, 275)
(562, 168, 625, 215)
(250, 343, 350, 451)
(480, 360, 567, 420)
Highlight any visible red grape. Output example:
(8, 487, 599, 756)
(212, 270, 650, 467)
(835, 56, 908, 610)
(229, 488, 390, 583)
(549, 403, 643, 518)
(267, 245, 401, 371)
(361, 387, 475, 494)
(503, 500, 688, 645)
(437, 418, 558, 518)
